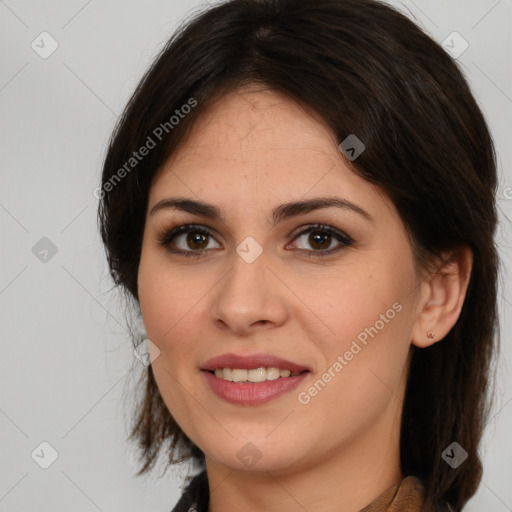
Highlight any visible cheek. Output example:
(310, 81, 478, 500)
(137, 255, 203, 416)
(300, 289, 410, 440)
(316, 266, 394, 332)
(137, 249, 211, 356)
(138, 246, 178, 343)
(138, 266, 166, 340)
(313, 255, 413, 373)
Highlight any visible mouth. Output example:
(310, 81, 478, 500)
(200, 353, 311, 405)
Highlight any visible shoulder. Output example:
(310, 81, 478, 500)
(169, 470, 209, 512)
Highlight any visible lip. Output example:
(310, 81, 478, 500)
(202, 370, 309, 405)
(201, 353, 310, 373)
(200, 352, 310, 405)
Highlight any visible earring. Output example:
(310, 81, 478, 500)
(427, 330, 435, 339)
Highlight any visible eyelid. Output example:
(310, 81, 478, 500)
(288, 223, 353, 243)
(157, 223, 221, 247)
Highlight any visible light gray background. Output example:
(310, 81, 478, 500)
(1, 1, 511, 510)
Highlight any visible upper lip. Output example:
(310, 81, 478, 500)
(201, 353, 310, 373)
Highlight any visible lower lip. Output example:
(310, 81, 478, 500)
(202, 370, 309, 405)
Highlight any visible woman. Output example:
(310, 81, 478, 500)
(97, 0, 500, 510)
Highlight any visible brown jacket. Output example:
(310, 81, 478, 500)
(170, 470, 454, 512)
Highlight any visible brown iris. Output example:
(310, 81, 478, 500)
(187, 232, 209, 250)
(308, 231, 331, 251)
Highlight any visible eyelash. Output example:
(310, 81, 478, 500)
(157, 223, 354, 259)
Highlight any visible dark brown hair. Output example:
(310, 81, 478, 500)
(97, 1, 500, 510)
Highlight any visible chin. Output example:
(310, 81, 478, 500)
(204, 437, 303, 473)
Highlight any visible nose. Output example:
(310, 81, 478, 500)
(211, 248, 288, 336)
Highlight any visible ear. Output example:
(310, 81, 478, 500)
(411, 246, 473, 348)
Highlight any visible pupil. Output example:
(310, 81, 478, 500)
(310, 231, 330, 250)
(188, 232, 208, 250)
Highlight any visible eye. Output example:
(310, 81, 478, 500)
(157, 223, 353, 258)
(157, 224, 221, 257)
(288, 224, 353, 257)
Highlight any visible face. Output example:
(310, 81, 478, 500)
(137, 85, 425, 475)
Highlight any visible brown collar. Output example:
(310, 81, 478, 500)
(171, 471, 452, 512)
(360, 476, 426, 511)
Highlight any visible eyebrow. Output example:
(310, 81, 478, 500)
(149, 196, 374, 225)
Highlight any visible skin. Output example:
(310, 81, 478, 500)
(137, 84, 472, 512)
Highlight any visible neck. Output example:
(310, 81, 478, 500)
(205, 401, 403, 512)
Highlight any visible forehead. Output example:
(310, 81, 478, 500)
(155, 86, 347, 184)
(149, 86, 396, 225)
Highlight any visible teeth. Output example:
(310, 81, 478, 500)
(232, 369, 248, 382)
(266, 367, 281, 380)
(212, 367, 302, 382)
(248, 367, 266, 382)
